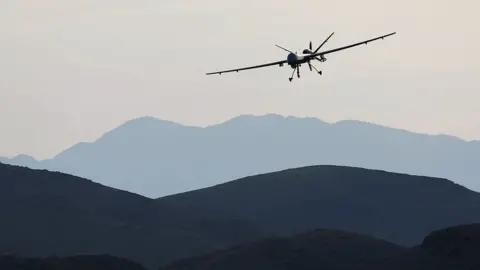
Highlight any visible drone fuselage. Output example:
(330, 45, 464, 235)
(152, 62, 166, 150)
(287, 52, 311, 68)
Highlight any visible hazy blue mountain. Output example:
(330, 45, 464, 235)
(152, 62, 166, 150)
(2, 162, 480, 269)
(0, 154, 42, 170)
(2, 114, 479, 197)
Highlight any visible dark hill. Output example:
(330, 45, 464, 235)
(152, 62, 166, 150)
(158, 165, 480, 246)
(160, 224, 480, 270)
(161, 229, 409, 270)
(2, 162, 480, 269)
(0, 162, 264, 269)
(418, 223, 480, 269)
(0, 254, 146, 270)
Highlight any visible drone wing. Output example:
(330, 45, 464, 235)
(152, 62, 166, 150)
(206, 59, 287, 75)
(310, 32, 396, 57)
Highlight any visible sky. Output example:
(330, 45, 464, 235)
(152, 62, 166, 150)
(1, 0, 479, 160)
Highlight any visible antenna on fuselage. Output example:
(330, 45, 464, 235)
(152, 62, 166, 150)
(275, 44, 295, 54)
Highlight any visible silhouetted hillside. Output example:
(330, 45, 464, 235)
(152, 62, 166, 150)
(161, 229, 409, 270)
(2, 114, 479, 197)
(2, 162, 480, 269)
(0, 162, 264, 269)
(0, 255, 146, 270)
(160, 224, 480, 270)
(159, 165, 480, 246)
(418, 223, 480, 269)
(4, 226, 479, 270)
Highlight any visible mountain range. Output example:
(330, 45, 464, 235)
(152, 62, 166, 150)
(1, 114, 479, 198)
(2, 225, 480, 270)
(1, 162, 480, 269)
(0, 162, 264, 270)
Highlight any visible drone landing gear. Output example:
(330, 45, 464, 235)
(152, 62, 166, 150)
(289, 64, 322, 82)
(289, 66, 298, 82)
(309, 62, 323, 75)
(288, 66, 301, 82)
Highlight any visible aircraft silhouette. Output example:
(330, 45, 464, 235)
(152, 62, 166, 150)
(206, 32, 396, 82)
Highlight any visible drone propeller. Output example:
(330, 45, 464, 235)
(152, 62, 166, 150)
(309, 41, 312, 51)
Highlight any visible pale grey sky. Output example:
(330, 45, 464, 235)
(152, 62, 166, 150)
(1, 0, 479, 159)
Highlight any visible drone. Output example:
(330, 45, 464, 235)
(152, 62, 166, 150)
(206, 32, 396, 82)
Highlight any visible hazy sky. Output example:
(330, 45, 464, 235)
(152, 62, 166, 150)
(1, 0, 479, 159)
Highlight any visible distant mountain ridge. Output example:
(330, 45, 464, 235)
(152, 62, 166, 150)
(0, 154, 41, 169)
(2, 114, 479, 197)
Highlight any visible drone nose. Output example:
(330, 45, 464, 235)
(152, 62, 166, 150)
(287, 52, 297, 64)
